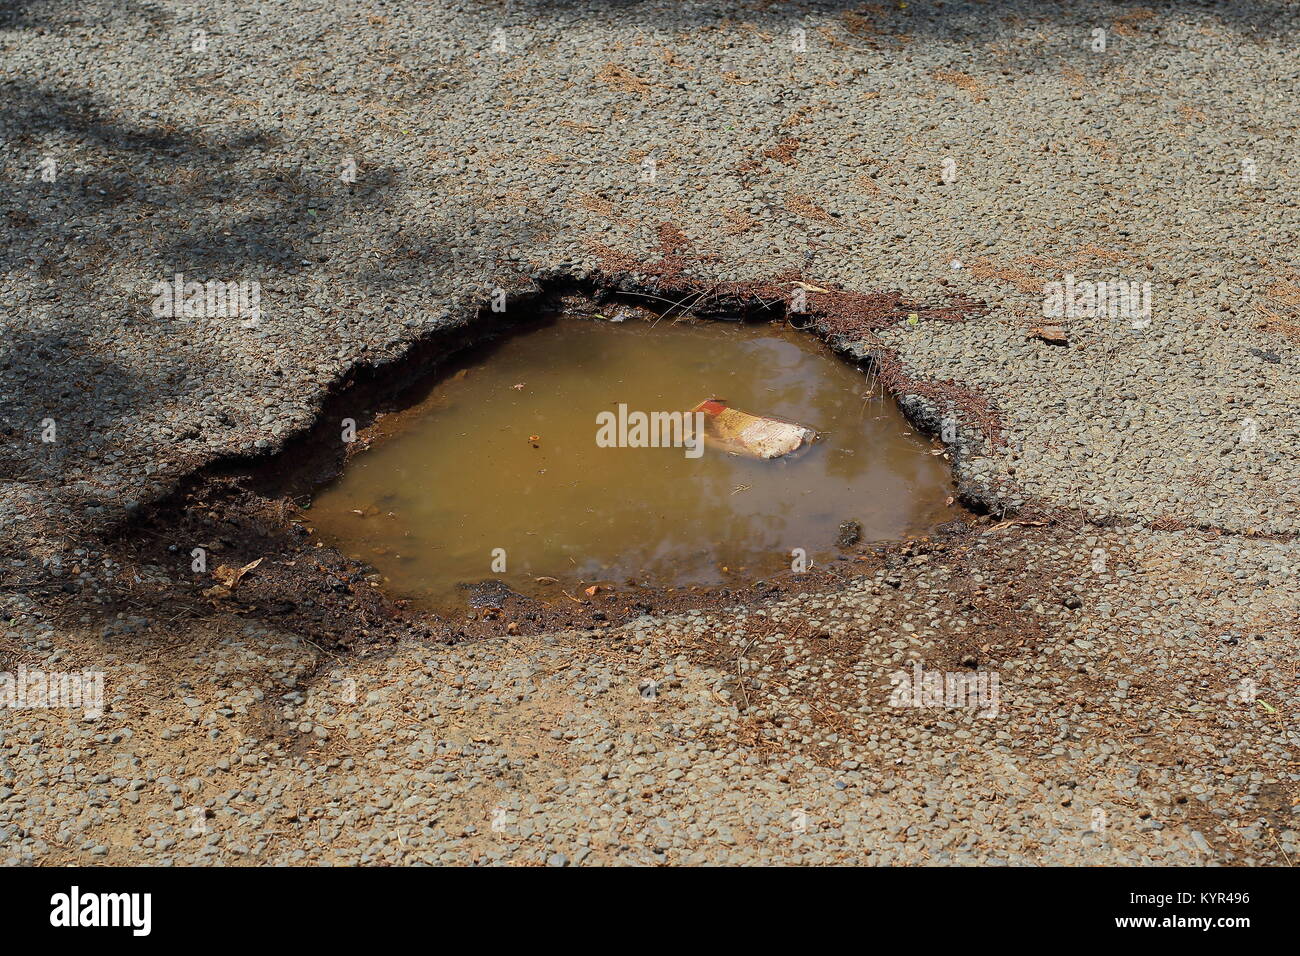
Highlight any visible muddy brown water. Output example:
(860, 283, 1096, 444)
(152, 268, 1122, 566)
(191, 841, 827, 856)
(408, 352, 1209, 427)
(307, 315, 959, 608)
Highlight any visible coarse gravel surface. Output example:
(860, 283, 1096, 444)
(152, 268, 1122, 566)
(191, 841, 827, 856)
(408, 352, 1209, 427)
(1, 0, 1298, 865)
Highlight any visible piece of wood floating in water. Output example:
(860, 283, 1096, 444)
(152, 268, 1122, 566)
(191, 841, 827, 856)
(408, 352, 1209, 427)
(691, 398, 817, 460)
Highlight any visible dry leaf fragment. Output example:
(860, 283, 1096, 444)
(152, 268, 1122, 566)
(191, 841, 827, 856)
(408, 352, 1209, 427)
(1028, 325, 1069, 345)
(212, 557, 263, 591)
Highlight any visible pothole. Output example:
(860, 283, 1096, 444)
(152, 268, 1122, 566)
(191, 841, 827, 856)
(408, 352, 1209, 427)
(102, 279, 994, 650)
(303, 305, 965, 609)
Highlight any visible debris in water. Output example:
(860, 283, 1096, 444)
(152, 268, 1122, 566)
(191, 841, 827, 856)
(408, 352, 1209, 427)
(691, 398, 816, 459)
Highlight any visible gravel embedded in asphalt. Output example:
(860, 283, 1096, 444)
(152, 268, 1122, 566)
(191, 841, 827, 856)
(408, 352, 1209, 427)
(1, 0, 1297, 865)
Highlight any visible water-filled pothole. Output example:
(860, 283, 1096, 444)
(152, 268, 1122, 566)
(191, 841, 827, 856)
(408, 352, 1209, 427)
(306, 313, 960, 607)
